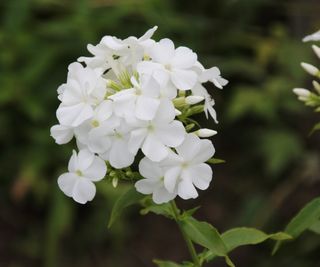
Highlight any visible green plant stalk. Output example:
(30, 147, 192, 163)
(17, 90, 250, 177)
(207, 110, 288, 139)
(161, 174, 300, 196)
(170, 201, 201, 267)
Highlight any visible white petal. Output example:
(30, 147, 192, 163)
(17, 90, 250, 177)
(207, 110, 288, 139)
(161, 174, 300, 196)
(68, 150, 78, 172)
(140, 74, 161, 98)
(139, 157, 163, 179)
(164, 166, 181, 193)
(83, 155, 107, 181)
(109, 139, 135, 168)
(101, 36, 126, 51)
(57, 103, 93, 127)
(73, 178, 96, 204)
(77, 149, 95, 171)
(58, 172, 78, 197)
(171, 69, 197, 90)
(172, 47, 197, 69)
(139, 26, 158, 41)
(142, 134, 169, 162)
(153, 186, 176, 204)
(176, 134, 201, 161)
(128, 128, 147, 155)
(192, 139, 215, 164)
(177, 179, 198, 200)
(156, 120, 186, 147)
(135, 179, 158, 195)
(135, 96, 160, 120)
(95, 101, 113, 122)
(50, 124, 73, 144)
(187, 163, 212, 190)
(137, 61, 164, 75)
(150, 38, 175, 64)
(153, 99, 176, 124)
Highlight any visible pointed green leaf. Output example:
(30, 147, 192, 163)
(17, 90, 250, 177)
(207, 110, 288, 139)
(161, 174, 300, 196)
(108, 187, 143, 228)
(309, 220, 320, 234)
(140, 198, 174, 218)
(309, 122, 320, 136)
(273, 197, 320, 253)
(181, 217, 227, 257)
(222, 228, 292, 252)
(200, 228, 291, 263)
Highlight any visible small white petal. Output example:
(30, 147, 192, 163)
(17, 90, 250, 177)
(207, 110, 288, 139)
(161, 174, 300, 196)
(139, 157, 163, 180)
(172, 46, 197, 69)
(82, 155, 107, 181)
(50, 125, 73, 144)
(142, 134, 169, 162)
(73, 178, 96, 204)
(58, 173, 78, 197)
(171, 69, 197, 90)
(177, 179, 198, 200)
(152, 187, 176, 204)
(164, 166, 181, 193)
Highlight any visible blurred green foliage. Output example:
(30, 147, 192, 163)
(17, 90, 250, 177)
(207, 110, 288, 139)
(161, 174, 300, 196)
(1, 0, 320, 266)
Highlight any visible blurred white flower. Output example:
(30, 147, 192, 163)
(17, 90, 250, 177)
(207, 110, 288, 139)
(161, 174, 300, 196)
(58, 150, 107, 204)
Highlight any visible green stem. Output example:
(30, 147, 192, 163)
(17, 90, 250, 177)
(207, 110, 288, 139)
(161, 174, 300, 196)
(170, 201, 201, 267)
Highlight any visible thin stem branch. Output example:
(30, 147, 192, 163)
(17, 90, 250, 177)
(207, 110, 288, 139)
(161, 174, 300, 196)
(170, 201, 201, 267)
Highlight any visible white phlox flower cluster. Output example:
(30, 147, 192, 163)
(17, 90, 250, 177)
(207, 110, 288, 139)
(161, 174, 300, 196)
(51, 26, 228, 204)
(293, 32, 320, 108)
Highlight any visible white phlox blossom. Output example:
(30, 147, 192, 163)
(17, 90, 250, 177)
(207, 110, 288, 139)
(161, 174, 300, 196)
(58, 150, 107, 204)
(51, 26, 227, 204)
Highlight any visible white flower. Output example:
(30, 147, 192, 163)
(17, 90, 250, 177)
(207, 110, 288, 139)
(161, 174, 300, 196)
(56, 63, 107, 127)
(135, 157, 176, 204)
(128, 101, 186, 162)
(161, 134, 215, 200)
(138, 38, 198, 90)
(303, 30, 320, 42)
(58, 150, 107, 204)
(109, 74, 161, 121)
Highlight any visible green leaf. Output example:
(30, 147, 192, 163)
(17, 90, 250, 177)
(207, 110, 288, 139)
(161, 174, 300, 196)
(108, 187, 143, 228)
(207, 158, 226, 164)
(222, 228, 292, 252)
(200, 227, 291, 263)
(309, 122, 320, 136)
(181, 217, 235, 266)
(140, 198, 174, 218)
(309, 220, 320, 234)
(273, 197, 320, 253)
(153, 260, 182, 267)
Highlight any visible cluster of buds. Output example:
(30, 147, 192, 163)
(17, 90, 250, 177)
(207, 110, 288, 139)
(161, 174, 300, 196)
(293, 34, 320, 110)
(50, 26, 227, 204)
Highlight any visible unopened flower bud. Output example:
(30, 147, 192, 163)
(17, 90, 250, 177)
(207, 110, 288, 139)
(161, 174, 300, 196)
(195, 128, 218, 137)
(175, 109, 182, 116)
(293, 88, 311, 101)
(301, 62, 320, 77)
(312, 45, 320, 59)
(112, 177, 118, 188)
(313, 80, 320, 94)
(185, 96, 205, 105)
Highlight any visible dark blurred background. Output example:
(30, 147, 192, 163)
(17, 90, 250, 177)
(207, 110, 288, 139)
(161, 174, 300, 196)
(1, 0, 320, 266)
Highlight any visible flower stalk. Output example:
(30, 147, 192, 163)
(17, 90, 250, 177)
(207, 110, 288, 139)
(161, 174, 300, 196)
(170, 200, 201, 267)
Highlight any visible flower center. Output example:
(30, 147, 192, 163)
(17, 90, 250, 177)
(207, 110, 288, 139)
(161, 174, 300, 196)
(181, 162, 189, 169)
(91, 120, 99, 127)
(76, 170, 83, 176)
(165, 64, 172, 71)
